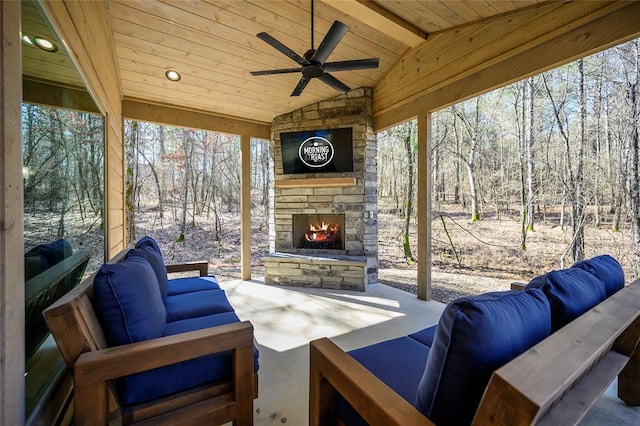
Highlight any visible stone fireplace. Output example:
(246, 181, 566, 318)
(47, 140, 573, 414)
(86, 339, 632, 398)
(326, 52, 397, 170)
(263, 88, 378, 291)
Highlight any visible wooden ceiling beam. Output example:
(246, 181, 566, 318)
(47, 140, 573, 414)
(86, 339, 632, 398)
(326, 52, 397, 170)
(322, 0, 427, 47)
(122, 99, 271, 139)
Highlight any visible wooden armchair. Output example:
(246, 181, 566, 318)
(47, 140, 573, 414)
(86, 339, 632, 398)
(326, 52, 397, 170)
(44, 250, 256, 425)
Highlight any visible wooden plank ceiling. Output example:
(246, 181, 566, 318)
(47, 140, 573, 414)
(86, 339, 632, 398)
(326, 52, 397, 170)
(24, 0, 545, 125)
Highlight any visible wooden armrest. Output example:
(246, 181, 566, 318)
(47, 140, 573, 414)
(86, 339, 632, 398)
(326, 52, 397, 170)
(309, 338, 433, 426)
(165, 261, 209, 277)
(74, 321, 254, 386)
(74, 321, 255, 425)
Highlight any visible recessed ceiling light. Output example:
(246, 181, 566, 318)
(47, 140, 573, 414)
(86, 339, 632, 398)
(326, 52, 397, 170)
(21, 35, 35, 47)
(33, 36, 58, 52)
(165, 70, 181, 81)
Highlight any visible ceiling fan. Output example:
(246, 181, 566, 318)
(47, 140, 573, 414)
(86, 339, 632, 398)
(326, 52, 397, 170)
(250, 0, 379, 97)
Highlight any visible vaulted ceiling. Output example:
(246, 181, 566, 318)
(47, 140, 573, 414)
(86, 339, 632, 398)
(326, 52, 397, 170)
(22, 1, 640, 130)
(104, 0, 545, 123)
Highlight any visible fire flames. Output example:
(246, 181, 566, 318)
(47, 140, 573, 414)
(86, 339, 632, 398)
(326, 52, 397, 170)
(305, 222, 339, 243)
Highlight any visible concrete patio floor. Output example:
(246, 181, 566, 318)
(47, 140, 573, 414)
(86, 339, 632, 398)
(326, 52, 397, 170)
(219, 278, 640, 425)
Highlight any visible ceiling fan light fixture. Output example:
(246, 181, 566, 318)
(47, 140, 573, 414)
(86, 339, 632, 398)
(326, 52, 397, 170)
(33, 36, 57, 52)
(165, 70, 181, 81)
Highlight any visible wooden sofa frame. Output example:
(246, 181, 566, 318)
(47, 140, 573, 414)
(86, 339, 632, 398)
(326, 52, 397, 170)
(43, 249, 257, 425)
(310, 278, 640, 425)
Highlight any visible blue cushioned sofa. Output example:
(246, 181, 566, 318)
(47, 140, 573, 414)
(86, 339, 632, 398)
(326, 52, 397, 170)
(44, 237, 257, 425)
(310, 254, 640, 425)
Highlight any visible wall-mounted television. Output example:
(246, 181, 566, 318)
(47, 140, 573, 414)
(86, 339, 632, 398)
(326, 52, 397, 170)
(280, 127, 353, 174)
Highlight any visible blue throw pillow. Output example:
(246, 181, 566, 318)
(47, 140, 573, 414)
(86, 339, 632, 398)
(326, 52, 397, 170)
(525, 268, 606, 331)
(127, 246, 169, 301)
(414, 289, 551, 426)
(93, 256, 166, 346)
(571, 254, 624, 297)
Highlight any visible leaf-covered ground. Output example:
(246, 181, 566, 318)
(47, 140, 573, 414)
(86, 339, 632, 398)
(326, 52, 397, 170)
(131, 202, 637, 304)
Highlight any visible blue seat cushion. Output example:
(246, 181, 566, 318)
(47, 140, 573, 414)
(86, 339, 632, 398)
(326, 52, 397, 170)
(408, 325, 437, 347)
(93, 256, 166, 346)
(119, 311, 259, 406)
(572, 254, 624, 298)
(337, 336, 430, 426)
(164, 289, 234, 322)
(525, 268, 606, 331)
(127, 246, 169, 301)
(167, 276, 221, 296)
(415, 289, 551, 426)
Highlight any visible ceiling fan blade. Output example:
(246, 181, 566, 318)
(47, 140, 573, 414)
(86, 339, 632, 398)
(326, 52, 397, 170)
(311, 21, 349, 65)
(291, 76, 311, 96)
(250, 68, 302, 76)
(257, 32, 308, 65)
(318, 73, 350, 94)
(324, 58, 380, 72)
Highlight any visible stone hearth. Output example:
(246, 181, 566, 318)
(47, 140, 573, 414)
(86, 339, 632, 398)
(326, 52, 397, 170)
(264, 88, 378, 291)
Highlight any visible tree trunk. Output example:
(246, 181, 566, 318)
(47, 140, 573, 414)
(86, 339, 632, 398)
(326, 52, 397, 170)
(525, 77, 536, 232)
(626, 42, 640, 274)
(572, 58, 586, 262)
(401, 122, 416, 264)
(125, 121, 138, 245)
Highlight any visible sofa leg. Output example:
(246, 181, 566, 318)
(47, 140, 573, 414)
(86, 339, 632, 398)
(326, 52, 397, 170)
(619, 344, 640, 405)
(617, 316, 640, 405)
(74, 382, 108, 425)
(234, 345, 254, 425)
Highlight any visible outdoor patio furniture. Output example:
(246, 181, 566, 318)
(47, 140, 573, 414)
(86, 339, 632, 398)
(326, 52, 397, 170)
(309, 254, 640, 425)
(43, 237, 258, 425)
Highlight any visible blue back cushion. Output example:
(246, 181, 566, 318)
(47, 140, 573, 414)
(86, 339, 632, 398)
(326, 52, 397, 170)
(414, 289, 551, 426)
(128, 246, 169, 301)
(571, 254, 624, 298)
(93, 256, 166, 346)
(525, 268, 606, 331)
(135, 236, 161, 253)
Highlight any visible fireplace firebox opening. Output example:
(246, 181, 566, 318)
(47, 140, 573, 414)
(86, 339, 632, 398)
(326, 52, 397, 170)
(293, 214, 345, 250)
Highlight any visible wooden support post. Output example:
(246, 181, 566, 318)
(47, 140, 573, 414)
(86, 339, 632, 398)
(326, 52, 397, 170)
(1, 1, 26, 423)
(417, 114, 432, 301)
(240, 135, 251, 281)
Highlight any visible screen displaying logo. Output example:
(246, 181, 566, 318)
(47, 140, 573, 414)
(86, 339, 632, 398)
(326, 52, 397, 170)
(298, 136, 335, 168)
(280, 127, 353, 174)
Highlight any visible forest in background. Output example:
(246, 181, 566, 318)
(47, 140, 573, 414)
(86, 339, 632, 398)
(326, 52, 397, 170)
(119, 37, 640, 290)
(379, 38, 640, 280)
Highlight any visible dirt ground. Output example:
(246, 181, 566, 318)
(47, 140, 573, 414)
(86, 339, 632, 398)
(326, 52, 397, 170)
(132, 202, 637, 304)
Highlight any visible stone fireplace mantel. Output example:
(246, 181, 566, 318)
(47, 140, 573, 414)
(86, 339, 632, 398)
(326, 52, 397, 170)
(274, 177, 356, 188)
